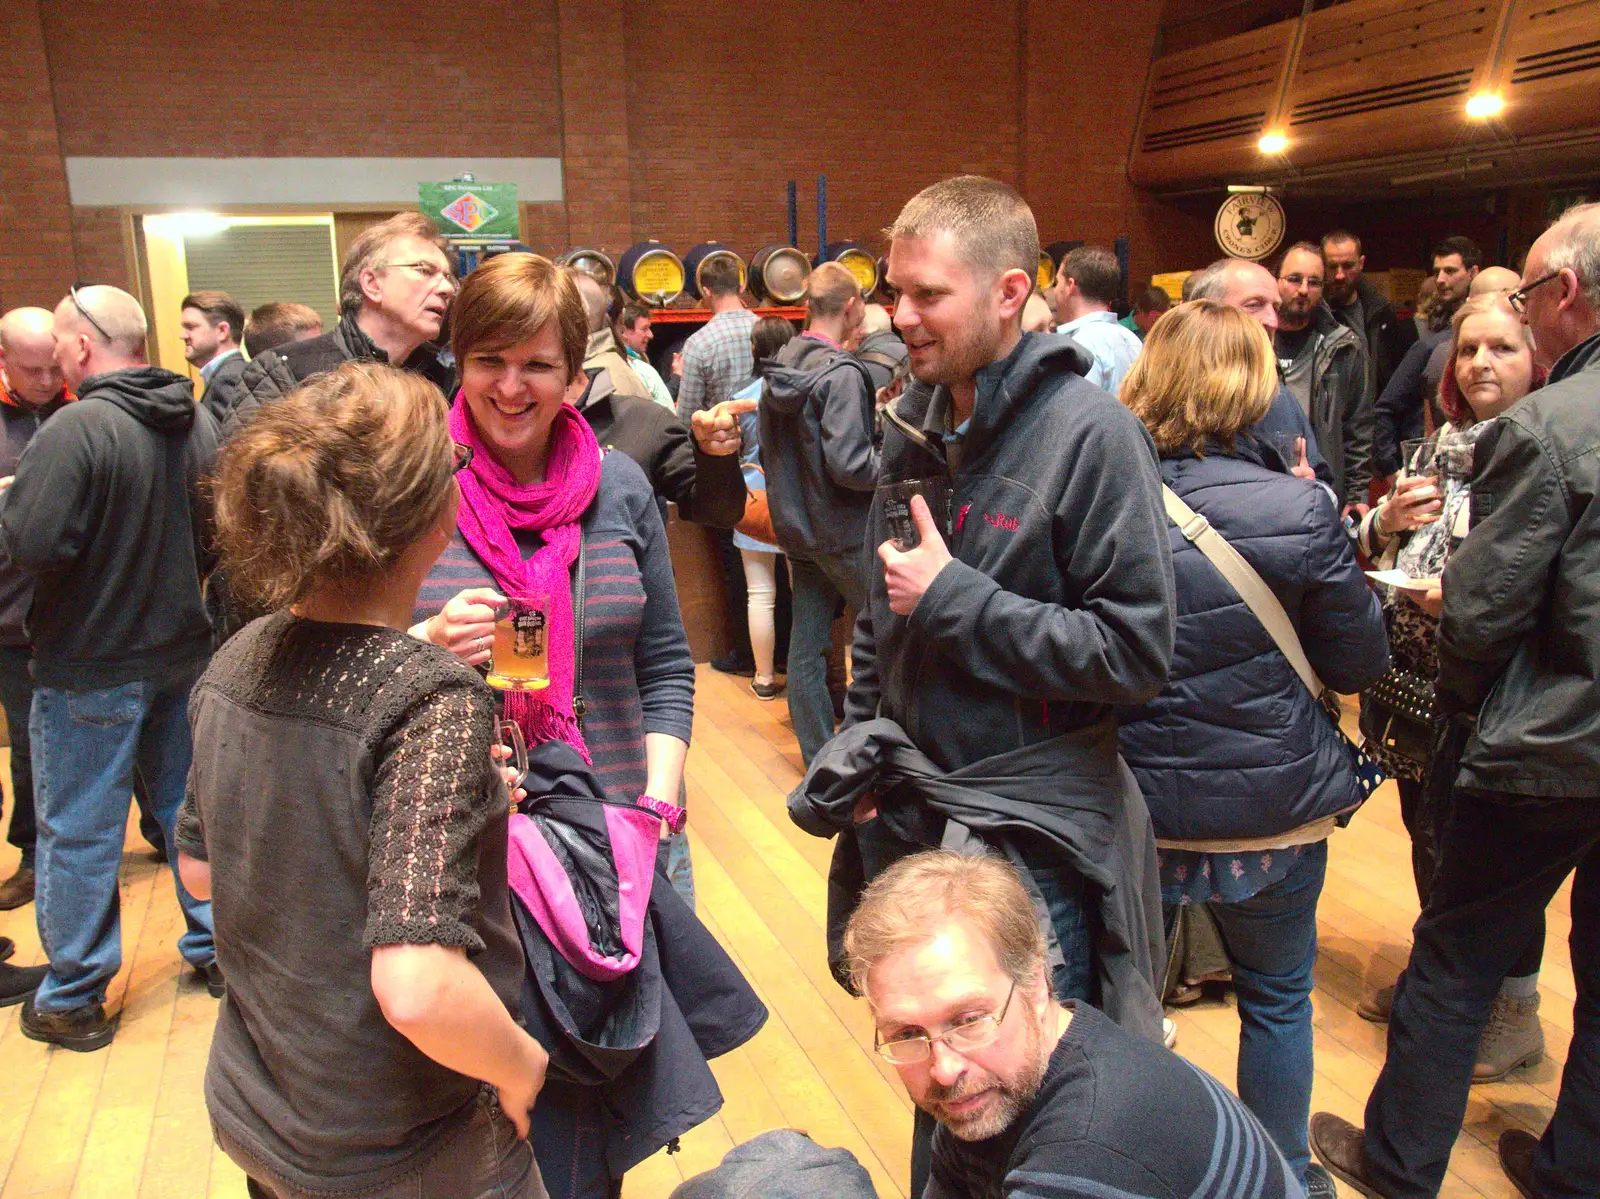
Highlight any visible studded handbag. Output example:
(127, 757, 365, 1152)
(1358, 666, 1436, 765)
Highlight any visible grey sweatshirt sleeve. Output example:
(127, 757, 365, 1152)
(842, 603, 881, 728)
(627, 471, 696, 743)
(0, 410, 93, 574)
(1340, 339, 1375, 504)
(818, 366, 880, 492)
(909, 411, 1175, 705)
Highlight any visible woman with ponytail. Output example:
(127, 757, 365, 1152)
(176, 361, 550, 1198)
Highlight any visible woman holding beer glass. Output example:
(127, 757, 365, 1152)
(410, 253, 696, 899)
(1353, 293, 1547, 1075)
(176, 362, 549, 1198)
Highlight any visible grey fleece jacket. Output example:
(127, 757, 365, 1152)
(845, 332, 1175, 772)
(1283, 304, 1372, 507)
(757, 333, 880, 558)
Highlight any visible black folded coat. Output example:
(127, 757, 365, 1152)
(512, 742, 767, 1194)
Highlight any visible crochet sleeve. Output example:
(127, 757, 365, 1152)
(364, 678, 501, 951)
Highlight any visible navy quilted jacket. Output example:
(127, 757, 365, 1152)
(1117, 443, 1388, 841)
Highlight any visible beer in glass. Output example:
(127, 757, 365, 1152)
(486, 595, 551, 691)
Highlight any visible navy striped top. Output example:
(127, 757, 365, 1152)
(414, 452, 695, 802)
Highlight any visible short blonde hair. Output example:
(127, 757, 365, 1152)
(807, 261, 862, 319)
(451, 252, 588, 382)
(843, 851, 1046, 998)
(886, 175, 1038, 282)
(1119, 299, 1276, 456)
(212, 362, 454, 609)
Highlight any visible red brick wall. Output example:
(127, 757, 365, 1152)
(0, 0, 77, 310)
(8, 0, 1210, 305)
(38, 0, 563, 158)
(1023, 0, 1217, 290)
(623, 0, 1024, 259)
(71, 207, 134, 292)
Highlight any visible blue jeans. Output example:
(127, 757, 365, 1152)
(788, 552, 865, 765)
(0, 644, 37, 869)
(1208, 839, 1328, 1186)
(31, 662, 214, 1012)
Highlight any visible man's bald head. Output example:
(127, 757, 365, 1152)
(0, 307, 67, 406)
(1186, 258, 1280, 332)
(570, 270, 611, 335)
(1520, 202, 1600, 366)
(1470, 266, 1521, 297)
(0, 306, 55, 355)
(53, 286, 147, 389)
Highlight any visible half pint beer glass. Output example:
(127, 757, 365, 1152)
(486, 594, 551, 691)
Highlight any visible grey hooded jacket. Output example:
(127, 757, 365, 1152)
(844, 332, 1175, 772)
(757, 333, 880, 558)
(1283, 304, 1372, 506)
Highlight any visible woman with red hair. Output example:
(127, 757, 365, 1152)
(1355, 293, 1546, 1076)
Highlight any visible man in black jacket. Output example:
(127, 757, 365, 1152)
(573, 367, 746, 528)
(569, 270, 746, 527)
(842, 177, 1175, 1196)
(1, 286, 219, 1052)
(760, 261, 877, 763)
(1312, 202, 1600, 1199)
(222, 212, 458, 434)
(179, 290, 247, 423)
(0, 307, 71, 916)
(1321, 229, 1417, 406)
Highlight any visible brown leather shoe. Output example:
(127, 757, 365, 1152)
(1498, 1129, 1537, 1198)
(1309, 1113, 1392, 1198)
(1357, 983, 1394, 1023)
(0, 866, 35, 910)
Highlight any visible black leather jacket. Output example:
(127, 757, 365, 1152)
(1438, 331, 1600, 798)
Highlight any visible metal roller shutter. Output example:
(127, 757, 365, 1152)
(182, 224, 339, 331)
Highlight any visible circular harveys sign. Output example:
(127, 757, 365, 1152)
(1214, 193, 1286, 261)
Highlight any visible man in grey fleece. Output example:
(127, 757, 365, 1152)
(842, 176, 1175, 1196)
(759, 261, 879, 763)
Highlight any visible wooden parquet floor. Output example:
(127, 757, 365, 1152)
(0, 668, 1572, 1198)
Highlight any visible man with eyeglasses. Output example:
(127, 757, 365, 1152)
(0, 285, 219, 1051)
(846, 851, 1303, 1199)
(223, 212, 458, 434)
(1311, 202, 1600, 1199)
(1275, 241, 1371, 515)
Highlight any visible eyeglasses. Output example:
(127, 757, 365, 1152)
(874, 981, 1017, 1065)
(453, 442, 474, 473)
(1507, 271, 1562, 315)
(69, 285, 113, 343)
(377, 261, 459, 289)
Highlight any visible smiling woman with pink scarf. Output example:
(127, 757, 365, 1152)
(410, 254, 696, 906)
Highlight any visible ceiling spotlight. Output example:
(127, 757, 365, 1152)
(1465, 92, 1505, 119)
(1257, 132, 1288, 155)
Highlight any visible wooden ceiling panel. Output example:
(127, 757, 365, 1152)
(1500, 0, 1600, 135)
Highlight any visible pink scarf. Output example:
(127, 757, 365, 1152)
(450, 392, 601, 761)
